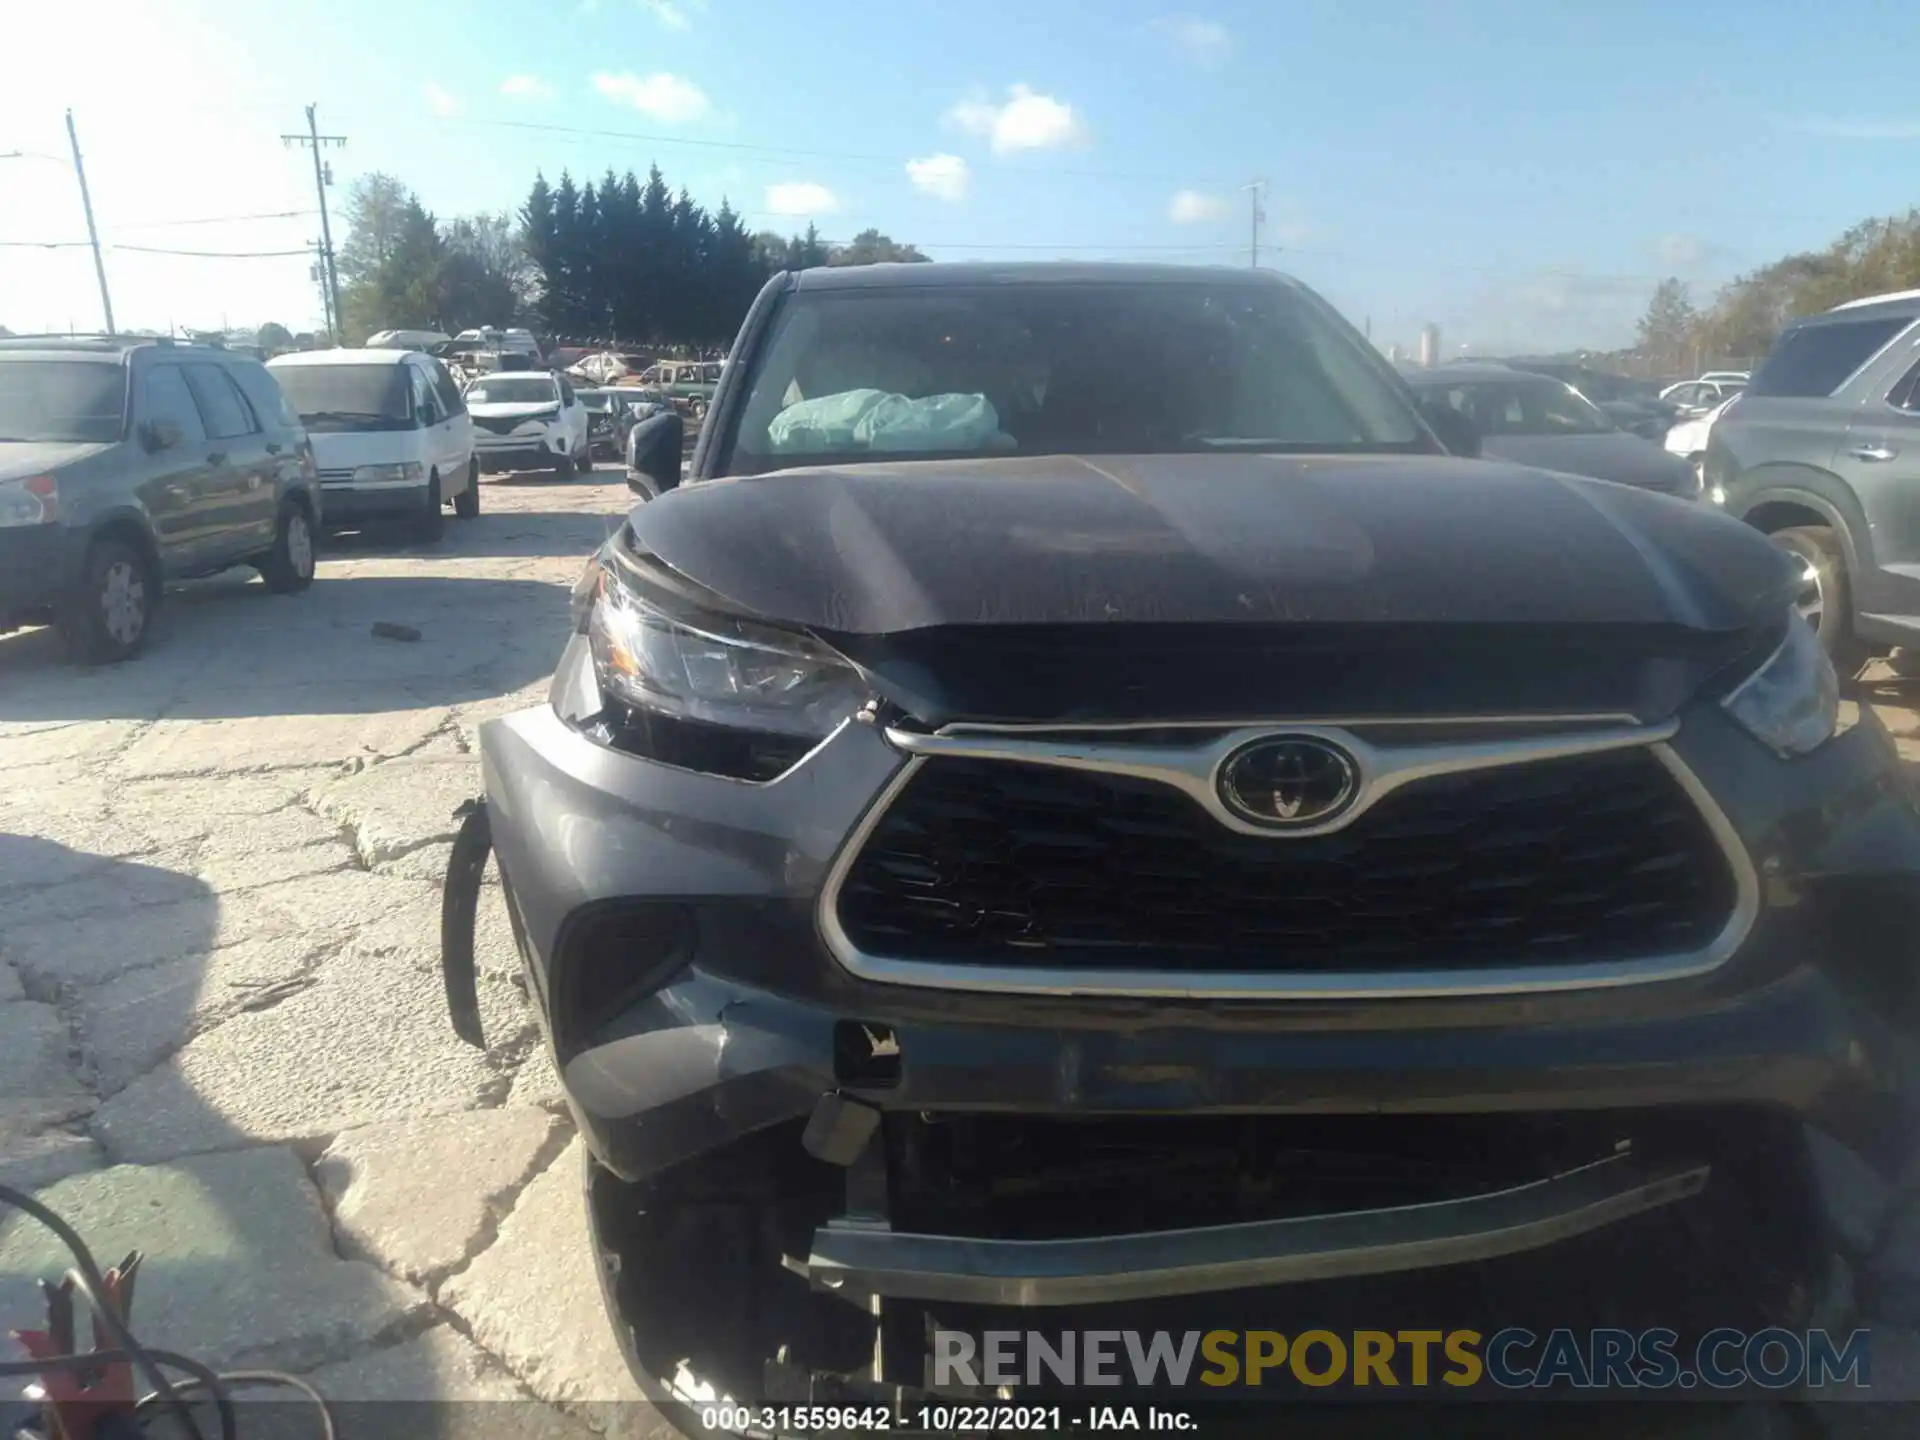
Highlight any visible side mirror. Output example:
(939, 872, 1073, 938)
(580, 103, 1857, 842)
(627, 410, 684, 497)
(1418, 400, 1481, 459)
(140, 419, 183, 453)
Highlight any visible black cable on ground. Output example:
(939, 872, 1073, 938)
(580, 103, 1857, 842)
(139, 1371, 336, 1440)
(0, 1182, 215, 1440)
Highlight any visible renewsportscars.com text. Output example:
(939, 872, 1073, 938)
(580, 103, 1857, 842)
(933, 1328, 1872, 1393)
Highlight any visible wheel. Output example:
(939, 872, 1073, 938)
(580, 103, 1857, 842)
(575, 437, 594, 474)
(1770, 525, 1867, 674)
(455, 462, 480, 519)
(415, 472, 445, 542)
(62, 535, 156, 663)
(257, 500, 318, 594)
(554, 450, 576, 480)
(690, 399, 708, 424)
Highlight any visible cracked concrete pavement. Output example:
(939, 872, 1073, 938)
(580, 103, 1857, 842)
(0, 473, 649, 1431)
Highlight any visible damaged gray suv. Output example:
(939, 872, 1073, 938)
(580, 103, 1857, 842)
(441, 263, 1920, 1411)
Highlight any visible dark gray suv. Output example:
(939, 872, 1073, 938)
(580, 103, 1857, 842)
(1706, 290, 1920, 672)
(0, 335, 320, 663)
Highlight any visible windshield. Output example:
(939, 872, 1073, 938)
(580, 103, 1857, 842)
(268, 362, 411, 431)
(724, 282, 1426, 474)
(466, 376, 555, 405)
(0, 359, 127, 444)
(1418, 377, 1615, 437)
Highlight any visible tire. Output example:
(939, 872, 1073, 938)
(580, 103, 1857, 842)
(1770, 525, 1867, 674)
(553, 450, 576, 480)
(258, 499, 318, 594)
(62, 535, 156, 664)
(415, 472, 445, 543)
(455, 462, 480, 519)
(576, 439, 593, 474)
(689, 399, 708, 424)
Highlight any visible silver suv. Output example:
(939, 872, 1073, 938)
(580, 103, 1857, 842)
(1706, 289, 1920, 673)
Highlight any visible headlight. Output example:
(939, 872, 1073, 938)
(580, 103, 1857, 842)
(1720, 610, 1838, 756)
(576, 542, 867, 739)
(0, 475, 57, 527)
(352, 462, 424, 485)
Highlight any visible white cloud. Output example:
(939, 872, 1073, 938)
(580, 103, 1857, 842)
(644, 0, 703, 30)
(592, 71, 711, 123)
(945, 85, 1087, 154)
(1781, 116, 1920, 140)
(423, 82, 460, 117)
(1159, 16, 1231, 65)
(765, 181, 839, 216)
(1169, 189, 1227, 223)
(500, 75, 555, 101)
(906, 153, 970, 202)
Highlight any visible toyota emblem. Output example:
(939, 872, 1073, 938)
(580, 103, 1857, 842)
(1217, 737, 1360, 828)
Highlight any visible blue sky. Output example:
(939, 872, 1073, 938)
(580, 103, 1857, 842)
(3, 0, 1918, 352)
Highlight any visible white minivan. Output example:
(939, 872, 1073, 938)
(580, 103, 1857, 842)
(266, 349, 477, 539)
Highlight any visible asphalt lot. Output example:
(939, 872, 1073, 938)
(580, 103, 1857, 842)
(5, 469, 1920, 1435)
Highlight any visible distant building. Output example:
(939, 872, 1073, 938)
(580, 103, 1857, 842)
(1386, 343, 1404, 364)
(1418, 324, 1442, 368)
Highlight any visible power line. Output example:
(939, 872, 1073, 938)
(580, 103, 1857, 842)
(111, 244, 314, 258)
(108, 208, 317, 231)
(435, 115, 1239, 186)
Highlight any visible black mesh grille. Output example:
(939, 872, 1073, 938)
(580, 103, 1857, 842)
(835, 749, 1736, 972)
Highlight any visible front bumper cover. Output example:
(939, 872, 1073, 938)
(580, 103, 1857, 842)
(451, 667, 1920, 1299)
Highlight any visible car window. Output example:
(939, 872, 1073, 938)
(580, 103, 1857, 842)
(728, 281, 1426, 473)
(1748, 317, 1911, 399)
(426, 357, 464, 416)
(139, 363, 207, 445)
(407, 364, 443, 423)
(1890, 359, 1920, 412)
(0, 358, 128, 443)
(228, 358, 299, 430)
(557, 375, 577, 405)
(183, 362, 259, 439)
(466, 375, 556, 405)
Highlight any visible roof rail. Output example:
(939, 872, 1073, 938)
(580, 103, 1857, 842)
(0, 331, 175, 345)
(1828, 288, 1920, 312)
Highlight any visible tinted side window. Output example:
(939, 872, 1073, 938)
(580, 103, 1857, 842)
(229, 359, 298, 430)
(1749, 318, 1910, 399)
(140, 364, 208, 444)
(183, 363, 258, 439)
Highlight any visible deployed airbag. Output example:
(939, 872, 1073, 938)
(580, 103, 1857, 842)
(766, 389, 1013, 454)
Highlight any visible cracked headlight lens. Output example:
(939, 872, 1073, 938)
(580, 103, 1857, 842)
(576, 542, 867, 739)
(1721, 609, 1838, 756)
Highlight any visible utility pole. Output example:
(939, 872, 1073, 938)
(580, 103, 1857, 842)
(283, 105, 346, 341)
(1241, 179, 1267, 268)
(64, 111, 113, 333)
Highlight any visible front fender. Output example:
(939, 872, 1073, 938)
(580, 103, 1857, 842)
(1732, 466, 1870, 574)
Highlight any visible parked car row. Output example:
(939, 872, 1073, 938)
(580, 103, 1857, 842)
(0, 331, 635, 666)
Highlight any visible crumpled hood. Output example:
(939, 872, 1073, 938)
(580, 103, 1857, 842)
(1480, 431, 1697, 492)
(629, 452, 1792, 635)
(0, 440, 114, 482)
